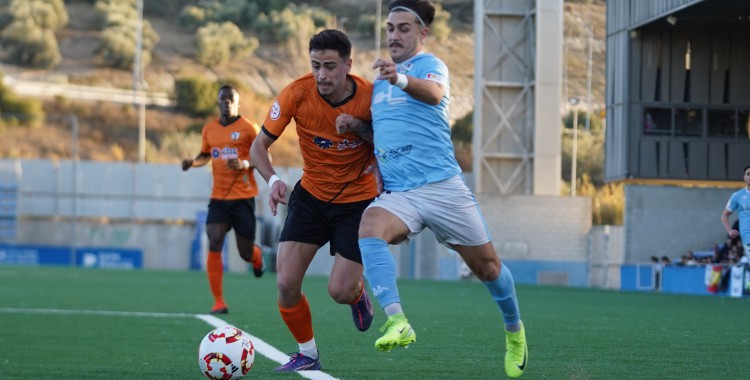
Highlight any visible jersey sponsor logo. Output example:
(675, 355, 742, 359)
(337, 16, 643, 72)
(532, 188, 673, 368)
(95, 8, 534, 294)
(313, 136, 334, 149)
(270, 100, 281, 120)
(426, 73, 445, 83)
(212, 146, 239, 159)
(376, 144, 412, 163)
(337, 139, 364, 150)
(231, 132, 240, 141)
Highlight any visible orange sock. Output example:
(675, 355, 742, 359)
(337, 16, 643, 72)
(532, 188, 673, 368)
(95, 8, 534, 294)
(279, 295, 314, 343)
(348, 278, 365, 304)
(206, 251, 225, 308)
(251, 245, 263, 269)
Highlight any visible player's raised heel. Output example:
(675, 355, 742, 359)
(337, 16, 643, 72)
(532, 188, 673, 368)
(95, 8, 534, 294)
(274, 352, 321, 372)
(374, 313, 416, 352)
(350, 287, 374, 331)
(251, 245, 265, 278)
(504, 322, 528, 378)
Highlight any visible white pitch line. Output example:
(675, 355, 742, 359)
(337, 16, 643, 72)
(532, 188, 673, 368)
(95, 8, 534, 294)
(0, 307, 196, 318)
(0, 307, 340, 380)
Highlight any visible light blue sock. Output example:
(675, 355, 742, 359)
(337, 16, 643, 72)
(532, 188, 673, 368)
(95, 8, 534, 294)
(483, 263, 521, 329)
(359, 237, 401, 309)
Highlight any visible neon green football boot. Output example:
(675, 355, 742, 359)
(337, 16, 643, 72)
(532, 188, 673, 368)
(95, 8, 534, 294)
(504, 322, 528, 378)
(374, 313, 416, 352)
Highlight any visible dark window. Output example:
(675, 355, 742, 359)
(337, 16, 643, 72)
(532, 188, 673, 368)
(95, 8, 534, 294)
(707, 109, 735, 137)
(675, 108, 702, 137)
(739, 110, 749, 138)
(643, 108, 671, 135)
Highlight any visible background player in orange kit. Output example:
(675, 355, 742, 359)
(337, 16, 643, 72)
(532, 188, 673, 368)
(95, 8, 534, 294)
(182, 84, 265, 315)
(250, 29, 377, 372)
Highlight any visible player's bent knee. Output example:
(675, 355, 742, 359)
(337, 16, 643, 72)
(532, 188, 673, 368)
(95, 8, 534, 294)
(238, 250, 253, 263)
(472, 260, 501, 281)
(327, 281, 358, 304)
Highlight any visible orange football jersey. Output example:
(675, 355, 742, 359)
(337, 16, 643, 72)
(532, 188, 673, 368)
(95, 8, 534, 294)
(263, 73, 376, 203)
(200, 116, 260, 200)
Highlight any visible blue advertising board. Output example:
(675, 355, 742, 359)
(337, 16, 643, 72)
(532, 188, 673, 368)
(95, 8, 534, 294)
(75, 247, 143, 269)
(0, 243, 142, 269)
(0, 244, 72, 266)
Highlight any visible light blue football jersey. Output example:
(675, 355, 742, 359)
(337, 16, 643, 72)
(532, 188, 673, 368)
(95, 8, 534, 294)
(726, 188, 750, 240)
(371, 53, 462, 191)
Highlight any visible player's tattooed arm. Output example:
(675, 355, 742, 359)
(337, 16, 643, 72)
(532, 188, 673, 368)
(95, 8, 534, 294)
(336, 114, 373, 143)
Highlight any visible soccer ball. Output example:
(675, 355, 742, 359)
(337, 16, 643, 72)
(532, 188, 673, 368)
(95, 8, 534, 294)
(198, 326, 255, 379)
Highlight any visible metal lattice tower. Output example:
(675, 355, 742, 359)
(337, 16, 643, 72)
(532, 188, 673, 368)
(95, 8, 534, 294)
(473, 0, 562, 195)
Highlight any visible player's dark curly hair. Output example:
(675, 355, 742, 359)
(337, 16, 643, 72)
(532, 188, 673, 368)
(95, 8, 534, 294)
(218, 85, 238, 95)
(309, 29, 351, 60)
(389, 0, 436, 27)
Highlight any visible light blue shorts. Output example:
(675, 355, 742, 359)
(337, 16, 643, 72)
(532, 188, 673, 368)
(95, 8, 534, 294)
(366, 174, 492, 247)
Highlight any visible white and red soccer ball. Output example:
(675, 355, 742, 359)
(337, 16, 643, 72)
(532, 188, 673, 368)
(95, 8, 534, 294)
(198, 326, 255, 379)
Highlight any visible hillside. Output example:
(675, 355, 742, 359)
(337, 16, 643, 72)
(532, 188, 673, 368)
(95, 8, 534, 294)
(0, 0, 605, 165)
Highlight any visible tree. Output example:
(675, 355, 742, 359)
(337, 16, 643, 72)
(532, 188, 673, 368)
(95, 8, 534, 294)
(0, 72, 45, 127)
(195, 22, 258, 66)
(95, 0, 160, 70)
(174, 76, 219, 117)
(430, 2, 452, 42)
(0, 0, 68, 68)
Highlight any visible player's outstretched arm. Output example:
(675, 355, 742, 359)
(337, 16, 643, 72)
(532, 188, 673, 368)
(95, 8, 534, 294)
(372, 58, 445, 105)
(182, 152, 210, 171)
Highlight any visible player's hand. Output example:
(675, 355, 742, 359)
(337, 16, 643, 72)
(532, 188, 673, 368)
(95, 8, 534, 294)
(181, 159, 193, 171)
(227, 158, 248, 171)
(373, 58, 398, 85)
(336, 113, 359, 134)
(364, 160, 383, 195)
(268, 181, 288, 216)
(729, 229, 740, 239)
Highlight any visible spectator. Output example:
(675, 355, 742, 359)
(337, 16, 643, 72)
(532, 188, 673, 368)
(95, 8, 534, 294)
(685, 251, 697, 266)
(651, 256, 662, 290)
(728, 245, 742, 264)
(716, 238, 732, 263)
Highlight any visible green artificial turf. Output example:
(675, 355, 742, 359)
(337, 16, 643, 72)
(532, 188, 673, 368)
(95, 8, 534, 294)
(0, 266, 747, 379)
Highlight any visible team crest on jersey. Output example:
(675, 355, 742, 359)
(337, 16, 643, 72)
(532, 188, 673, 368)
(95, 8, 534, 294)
(270, 100, 281, 120)
(399, 62, 414, 73)
(313, 136, 334, 149)
(231, 132, 240, 141)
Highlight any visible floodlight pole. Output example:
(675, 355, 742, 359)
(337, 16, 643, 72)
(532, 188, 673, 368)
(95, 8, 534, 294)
(70, 115, 79, 264)
(569, 97, 579, 196)
(585, 25, 593, 131)
(375, 0, 382, 55)
(133, 0, 146, 162)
